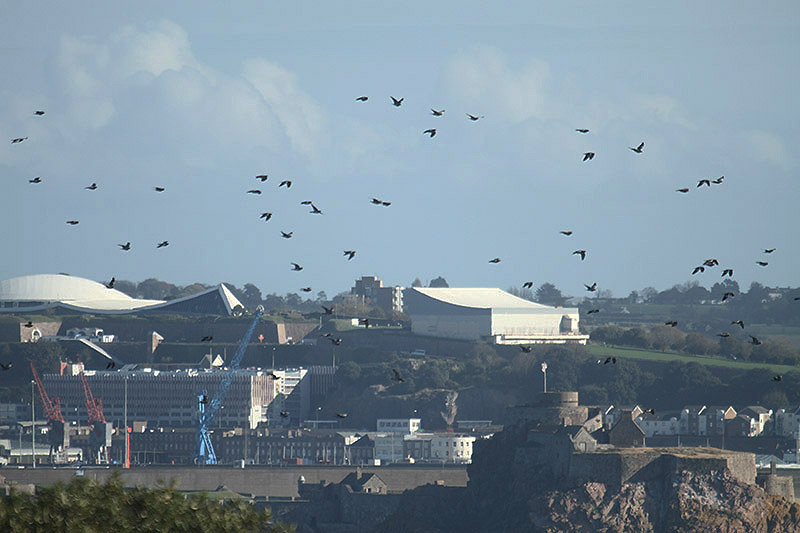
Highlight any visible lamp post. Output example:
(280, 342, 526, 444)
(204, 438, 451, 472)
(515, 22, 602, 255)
(541, 362, 548, 393)
(30, 380, 35, 468)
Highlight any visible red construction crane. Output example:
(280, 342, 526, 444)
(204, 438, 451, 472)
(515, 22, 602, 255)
(29, 360, 65, 423)
(79, 370, 106, 424)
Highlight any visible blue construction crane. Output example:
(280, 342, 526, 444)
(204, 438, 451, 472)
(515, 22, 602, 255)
(193, 306, 264, 465)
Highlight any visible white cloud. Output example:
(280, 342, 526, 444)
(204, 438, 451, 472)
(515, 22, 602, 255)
(112, 20, 207, 80)
(746, 129, 790, 168)
(632, 94, 694, 129)
(444, 47, 551, 123)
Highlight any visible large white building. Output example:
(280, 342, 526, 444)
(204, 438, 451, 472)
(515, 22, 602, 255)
(404, 287, 588, 345)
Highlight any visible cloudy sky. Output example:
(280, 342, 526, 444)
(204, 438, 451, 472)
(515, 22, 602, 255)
(1, 2, 797, 300)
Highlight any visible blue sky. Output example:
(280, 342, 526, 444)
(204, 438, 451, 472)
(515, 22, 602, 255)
(1, 2, 797, 300)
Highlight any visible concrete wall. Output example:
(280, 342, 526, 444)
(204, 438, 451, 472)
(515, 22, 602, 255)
(410, 313, 490, 341)
(490, 310, 567, 337)
(0, 464, 468, 498)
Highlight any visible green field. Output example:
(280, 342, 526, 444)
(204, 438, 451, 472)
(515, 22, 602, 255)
(587, 344, 798, 374)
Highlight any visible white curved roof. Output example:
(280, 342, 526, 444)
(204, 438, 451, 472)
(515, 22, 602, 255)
(411, 287, 552, 309)
(0, 274, 164, 309)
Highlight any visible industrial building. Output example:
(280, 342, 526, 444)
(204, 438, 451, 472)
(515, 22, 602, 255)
(0, 274, 245, 315)
(404, 287, 589, 345)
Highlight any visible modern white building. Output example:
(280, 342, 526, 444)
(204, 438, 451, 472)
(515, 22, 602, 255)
(635, 414, 680, 437)
(404, 288, 588, 344)
(376, 418, 422, 434)
(431, 434, 476, 464)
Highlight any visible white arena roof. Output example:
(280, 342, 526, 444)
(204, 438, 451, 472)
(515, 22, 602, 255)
(410, 287, 552, 310)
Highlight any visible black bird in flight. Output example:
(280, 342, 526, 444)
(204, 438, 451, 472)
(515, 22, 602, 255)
(11, 137, 28, 144)
(300, 287, 312, 292)
(520, 345, 532, 353)
(717, 332, 731, 338)
(629, 142, 645, 153)
(344, 250, 356, 260)
(722, 269, 734, 277)
(575, 129, 589, 133)
(300, 200, 313, 205)
(676, 188, 689, 193)
(34, 110, 45, 116)
(712, 176, 725, 184)
(381, 201, 391, 206)
(247, 189, 262, 195)
(23, 321, 33, 328)
(697, 179, 711, 187)
(644, 408, 656, 415)
(157, 241, 169, 248)
(201, 336, 213, 342)
(466, 114, 484, 121)
(336, 413, 348, 418)
(392, 368, 405, 382)
(106, 361, 116, 369)
(423, 129, 437, 137)
(321, 305, 334, 315)
(692, 266, 705, 275)
(355, 96, 368, 102)
(290, 262, 303, 271)
(585, 282, 597, 292)
(200, 394, 209, 404)
(105, 277, 115, 289)
(154, 186, 165, 192)
(66, 220, 79, 225)
(371, 198, 383, 205)
(764, 248, 776, 254)
(732, 320, 745, 329)
(29, 177, 41, 183)
(665, 321, 678, 327)
(756, 261, 769, 267)
(560, 231, 573, 236)
(320, 333, 332, 338)
(280, 411, 289, 418)
(391, 96, 404, 107)
(523, 281, 533, 289)
(279, 180, 292, 188)
(119, 242, 131, 251)
(85, 182, 97, 190)
(310, 203, 323, 214)
(0, 362, 12, 371)
(750, 335, 762, 346)
(773, 375, 783, 382)
(281, 231, 293, 239)
(582, 152, 595, 161)
(260, 212, 272, 221)
(722, 292, 735, 302)
(587, 309, 600, 314)
(703, 259, 719, 267)
(573, 250, 586, 261)
(489, 257, 501, 264)
(431, 109, 445, 116)
(256, 174, 269, 181)
(329, 337, 342, 346)
(603, 357, 617, 365)
(267, 371, 279, 380)
(359, 318, 370, 328)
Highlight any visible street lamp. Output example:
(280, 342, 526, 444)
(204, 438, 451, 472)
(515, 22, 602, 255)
(541, 362, 548, 393)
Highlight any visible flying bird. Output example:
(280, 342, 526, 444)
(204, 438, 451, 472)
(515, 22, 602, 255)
(281, 231, 293, 239)
(692, 266, 705, 275)
(750, 335, 762, 346)
(644, 408, 656, 415)
(300, 200, 313, 205)
(431, 109, 445, 116)
(764, 248, 776, 254)
(280, 411, 289, 418)
(310, 203, 323, 214)
(29, 177, 41, 183)
(489, 258, 501, 264)
(0, 362, 12, 371)
(23, 321, 33, 328)
(717, 333, 731, 338)
(381, 201, 391, 206)
(201, 336, 213, 342)
(732, 320, 745, 329)
(355, 96, 368, 102)
(665, 321, 678, 327)
(247, 189, 262, 195)
(11, 137, 28, 144)
(200, 394, 209, 404)
(466, 114, 484, 121)
(603, 357, 617, 365)
(359, 318, 370, 328)
(154, 186, 165, 192)
(392, 369, 405, 383)
(629, 142, 645, 153)
(676, 188, 689, 193)
(85, 182, 97, 190)
(105, 277, 115, 289)
(66, 220, 79, 225)
(321, 305, 334, 315)
(773, 375, 783, 382)
(106, 361, 116, 369)
(300, 287, 312, 292)
(336, 412, 348, 418)
(587, 309, 600, 314)
(582, 152, 595, 161)
(279, 180, 292, 188)
(703, 259, 719, 267)
(260, 212, 272, 221)
(575, 129, 589, 133)
(712, 176, 725, 184)
(256, 175, 269, 181)
(520, 345, 532, 353)
(585, 282, 597, 292)
(722, 292, 735, 302)
(329, 337, 342, 346)
(390, 96, 404, 107)
(560, 231, 573, 236)
(722, 269, 734, 277)
(291, 262, 303, 271)
(157, 241, 169, 248)
(371, 198, 383, 205)
(697, 179, 711, 187)
(34, 110, 45, 116)
(344, 250, 356, 260)
(756, 261, 769, 267)
(119, 242, 131, 251)
(423, 128, 437, 137)
(573, 250, 586, 261)
(523, 281, 533, 289)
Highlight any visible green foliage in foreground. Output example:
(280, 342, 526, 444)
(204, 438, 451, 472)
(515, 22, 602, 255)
(0, 474, 293, 533)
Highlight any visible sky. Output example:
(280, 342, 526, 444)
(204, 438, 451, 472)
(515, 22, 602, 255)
(1, 2, 798, 301)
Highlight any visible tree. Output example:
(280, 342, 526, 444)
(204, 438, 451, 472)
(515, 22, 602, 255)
(137, 278, 178, 300)
(316, 291, 328, 302)
(336, 361, 361, 382)
(113, 279, 137, 297)
(241, 283, 264, 308)
(683, 333, 718, 355)
(411, 278, 423, 288)
(507, 286, 535, 302)
(640, 287, 658, 303)
(620, 327, 651, 349)
(535, 282, 565, 306)
(649, 325, 684, 351)
(429, 276, 449, 288)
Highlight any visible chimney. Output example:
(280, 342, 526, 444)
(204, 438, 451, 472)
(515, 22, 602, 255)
(356, 466, 362, 480)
